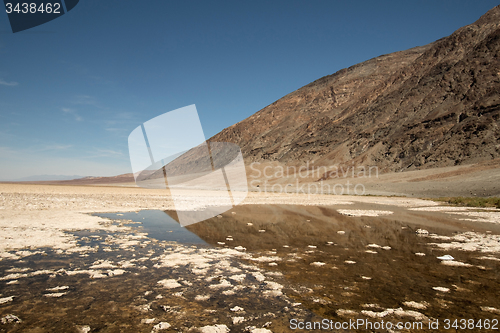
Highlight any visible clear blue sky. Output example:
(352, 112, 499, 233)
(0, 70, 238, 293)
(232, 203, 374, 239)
(0, 0, 497, 179)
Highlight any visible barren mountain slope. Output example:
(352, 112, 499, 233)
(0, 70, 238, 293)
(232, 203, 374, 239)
(211, 6, 500, 176)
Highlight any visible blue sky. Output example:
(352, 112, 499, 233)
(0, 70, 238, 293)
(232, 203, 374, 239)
(0, 0, 498, 179)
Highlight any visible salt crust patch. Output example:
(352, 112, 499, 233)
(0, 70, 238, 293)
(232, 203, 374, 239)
(157, 279, 182, 289)
(265, 281, 283, 290)
(403, 301, 429, 310)
(480, 306, 500, 314)
(0, 296, 14, 304)
(108, 269, 126, 276)
(195, 294, 210, 301)
(248, 329, 273, 333)
(90, 260, 117, 269)
(0, 252, 20, 260)
(251, 271, 266, 282)
(232, 316, 245, 324)
(250, 256, 281, 263)
(441, 261, 473, 267)
(135, 304, 151, 312)
(1, 314, 22, 324)
(361, 307, 427, 320)
(15, 250, 45, 257)
(209, 279, 232, 289)
(46, 286, 69, 291)
(76, 325, 91, 333)
(230, 306, 244, 312)
(0, 209, 123, 255)
(66, 270, 106, 279)
(65, 269, 126, 279)
(141, 318, 156, 324)
(0, 269, 54, 281)
(152, 322, 171, 331)
(478, 256, 500, 261)
(427, 232, 500, 253)
(153, 247, 251, 278)
(410, 206, 479, 212)
(453, 211, 500, 224)
(263, 281, 283, 297)
(410, 207, 500, 224)
(310, 262, 326, 267)
(199, 324, 230, 333)
(44, 292, 67, 298)
(337, 209, 393, 217)
(118, 260, 136, 268)
(229, 274, 246, 282)
(337, 309, 357, 316)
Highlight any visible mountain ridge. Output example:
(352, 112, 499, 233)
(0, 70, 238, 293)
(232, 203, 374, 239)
(210, 6, 500, 177)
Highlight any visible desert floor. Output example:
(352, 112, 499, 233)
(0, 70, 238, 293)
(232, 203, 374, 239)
(0, 183, 499, 332)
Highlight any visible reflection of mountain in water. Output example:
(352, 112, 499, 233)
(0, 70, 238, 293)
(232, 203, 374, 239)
(166, 205, 456, 252)
(167, 205, 500, 323)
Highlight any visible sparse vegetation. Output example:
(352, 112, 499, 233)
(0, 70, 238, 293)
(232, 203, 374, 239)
(436, 197, 500, 209)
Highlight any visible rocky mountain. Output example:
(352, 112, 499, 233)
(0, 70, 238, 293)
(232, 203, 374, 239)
(211, 6, 500, 177)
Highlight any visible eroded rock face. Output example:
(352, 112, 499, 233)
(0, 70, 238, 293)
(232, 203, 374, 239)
(212, 6, 500, 175)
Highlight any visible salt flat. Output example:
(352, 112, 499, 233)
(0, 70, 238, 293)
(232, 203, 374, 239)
(1, 183, 500, 332)
(0, 183, 439, 256)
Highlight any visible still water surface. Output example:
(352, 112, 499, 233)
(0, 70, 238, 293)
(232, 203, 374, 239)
(0, 204, 499, 332)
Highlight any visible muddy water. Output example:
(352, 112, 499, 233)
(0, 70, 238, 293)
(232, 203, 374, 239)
(184, 205, 500, 329)
(0, 204, 499, 332)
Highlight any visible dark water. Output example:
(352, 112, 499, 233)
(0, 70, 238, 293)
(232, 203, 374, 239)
(96, 210, 208, 245)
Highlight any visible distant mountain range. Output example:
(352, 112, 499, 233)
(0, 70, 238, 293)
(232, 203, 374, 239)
(211, 5, 500, 177)
(2, 173, 136, 185)
(10, 175, 86, 182)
